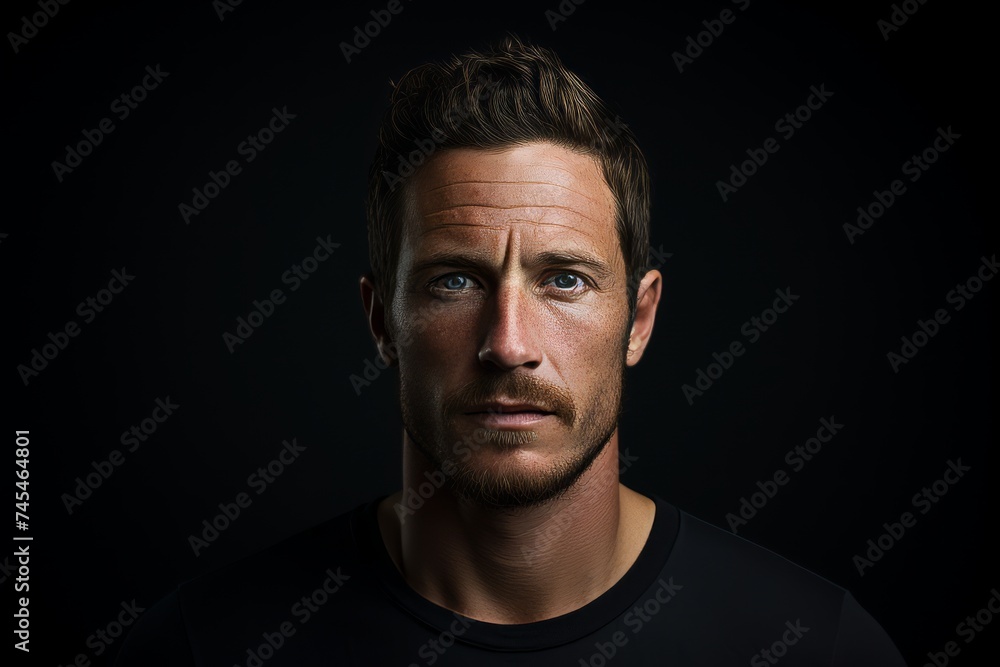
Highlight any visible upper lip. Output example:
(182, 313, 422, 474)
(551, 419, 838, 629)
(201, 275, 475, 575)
(464, 400, 553, 414)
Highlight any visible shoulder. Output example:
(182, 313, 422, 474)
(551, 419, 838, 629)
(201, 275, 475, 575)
(670, 509, 847, 605)
(178, 500, 362, 606)
(115, 498, 375, 666)
(658, 507, 905, 665)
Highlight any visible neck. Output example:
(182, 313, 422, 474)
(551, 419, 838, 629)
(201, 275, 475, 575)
(377, 430, 655, 624)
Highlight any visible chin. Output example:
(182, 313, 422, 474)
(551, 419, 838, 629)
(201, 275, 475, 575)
(447, 439, 607, 510)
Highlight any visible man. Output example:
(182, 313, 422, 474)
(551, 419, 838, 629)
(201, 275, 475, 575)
(117, 36, 906, 665)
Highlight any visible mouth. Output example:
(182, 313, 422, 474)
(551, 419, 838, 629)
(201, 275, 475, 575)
(464, 402, 554, 416)
(463, 402, 556, 428)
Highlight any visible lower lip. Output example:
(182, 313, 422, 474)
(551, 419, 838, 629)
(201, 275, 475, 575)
(464, 412, 554, 428)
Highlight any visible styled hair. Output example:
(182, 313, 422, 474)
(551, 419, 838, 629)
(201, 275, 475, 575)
(366, 34, 651, 327)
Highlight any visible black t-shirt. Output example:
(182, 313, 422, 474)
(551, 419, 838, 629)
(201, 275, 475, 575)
(115, 495, 905, 665)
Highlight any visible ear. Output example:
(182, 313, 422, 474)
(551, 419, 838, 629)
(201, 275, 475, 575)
(359, 274, 398, 367)
(626, 269, 662, 367)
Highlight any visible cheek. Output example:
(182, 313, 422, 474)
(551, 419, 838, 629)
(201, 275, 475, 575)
(548, 299, 628, 350)
(395, 299, 480, 371)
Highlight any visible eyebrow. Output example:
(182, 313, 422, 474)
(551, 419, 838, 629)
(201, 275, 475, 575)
(408, 249, 616, 282)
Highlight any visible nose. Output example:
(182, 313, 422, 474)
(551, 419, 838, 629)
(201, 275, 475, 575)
(478, 280, 542, 370)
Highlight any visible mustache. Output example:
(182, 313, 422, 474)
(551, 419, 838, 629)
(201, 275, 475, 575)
(444, 373, 577, 425)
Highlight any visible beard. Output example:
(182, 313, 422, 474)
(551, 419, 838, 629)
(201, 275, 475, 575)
(398, 332, 629, 511)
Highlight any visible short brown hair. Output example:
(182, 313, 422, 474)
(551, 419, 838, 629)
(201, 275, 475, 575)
(366, 34, 651, 327)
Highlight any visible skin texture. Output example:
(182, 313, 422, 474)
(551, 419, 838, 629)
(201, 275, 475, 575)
(360, 141, 662, 624)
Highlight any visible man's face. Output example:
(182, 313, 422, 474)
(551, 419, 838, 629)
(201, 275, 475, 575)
(390, 141, 632, 510)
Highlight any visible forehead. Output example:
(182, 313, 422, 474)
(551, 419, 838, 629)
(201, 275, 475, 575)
(402, 142, 619, 255)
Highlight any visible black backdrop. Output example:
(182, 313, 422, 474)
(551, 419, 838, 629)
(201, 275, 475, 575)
(5, 0, 996, 664)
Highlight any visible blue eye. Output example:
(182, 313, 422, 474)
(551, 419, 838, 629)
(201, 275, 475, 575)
(437, 274, 476, 291)
(545, 273, 584, 291)
(430, 272, 588, 295)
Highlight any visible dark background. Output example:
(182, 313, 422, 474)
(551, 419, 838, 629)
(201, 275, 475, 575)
(4, 0, 996, 664)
